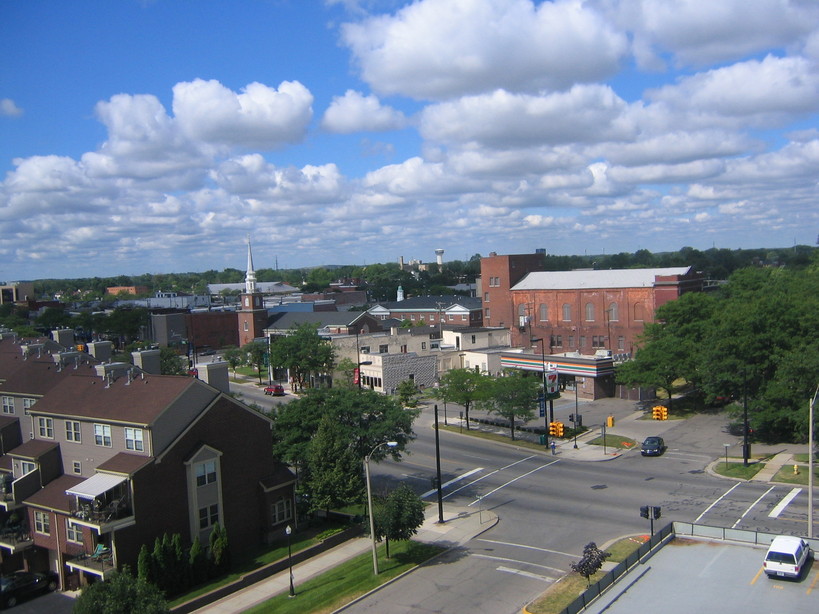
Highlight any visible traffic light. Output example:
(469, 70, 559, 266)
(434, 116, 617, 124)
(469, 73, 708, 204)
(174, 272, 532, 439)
(568, 413, 575, 423)
(653, 506, 661, 519)
(549, 422, 558, 437)
(554, 421, 564, 438)
(640, 505, 649, 519)
(660, 407, 668, 420)
(652, 405, 663, 420)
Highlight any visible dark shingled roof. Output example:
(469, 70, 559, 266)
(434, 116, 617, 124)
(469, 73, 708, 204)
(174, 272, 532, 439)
(372, 294, 481, 310)
(7, 439, 59, 460)
(25, 474, 84, 513)
(28, 372, 217, 425)
(97, 452, 155, 476)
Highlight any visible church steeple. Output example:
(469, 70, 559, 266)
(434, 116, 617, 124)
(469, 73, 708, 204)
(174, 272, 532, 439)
(245, 237, 257, 295)
(238, 237, 266, 346)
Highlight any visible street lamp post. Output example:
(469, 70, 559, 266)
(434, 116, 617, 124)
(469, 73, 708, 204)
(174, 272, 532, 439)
(365, 441, 398, 575)
(531, 337, 548, 440)
(285, 524, 295, 597)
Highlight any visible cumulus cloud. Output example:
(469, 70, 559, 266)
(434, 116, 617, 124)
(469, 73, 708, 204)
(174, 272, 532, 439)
(0, 99, 23, 117)
(341, 0, 628, 99)
(420, 85, 635, 147)
(321, 90, 407, 133)
(172, 79, 314, 149)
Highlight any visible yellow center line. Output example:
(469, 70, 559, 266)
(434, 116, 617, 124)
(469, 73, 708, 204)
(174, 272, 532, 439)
(750, 566, 763, 585)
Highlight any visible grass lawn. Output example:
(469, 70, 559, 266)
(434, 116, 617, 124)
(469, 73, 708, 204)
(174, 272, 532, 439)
(772, 464, 819, 485)
(438, 424, 553, 452)
(586, 434, 638, 450)
(525, 535, 648, 614)
(244, 540, 443, 614)
(711, 461, 765, 480)
(169, 526, 344, 607)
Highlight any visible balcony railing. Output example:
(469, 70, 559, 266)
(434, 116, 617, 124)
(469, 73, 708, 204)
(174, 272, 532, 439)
(65, 547, 115, 579)
(0, 525, 33, 552)
(68, 497, 134, 532)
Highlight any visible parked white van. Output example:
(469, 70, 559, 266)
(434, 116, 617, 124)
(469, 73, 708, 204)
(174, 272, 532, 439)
(763, 536, 812, 579)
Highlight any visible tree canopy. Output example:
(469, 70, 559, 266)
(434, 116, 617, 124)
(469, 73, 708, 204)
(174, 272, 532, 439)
(474, 370, 540, 440)
(433, 368, 488, 429)
(267, 323, 335, 391)
(373, 483, 425, 559)
(616, 260, 819, 442)
(271, 387, 419, 501)
(73, 568, 169, 614)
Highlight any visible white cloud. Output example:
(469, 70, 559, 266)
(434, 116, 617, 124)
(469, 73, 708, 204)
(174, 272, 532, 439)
(172, 79, 314, 149)
(321, 90, 407, 133)
(341, 0, 628, 99)
(0, 99, 23, 117)
(420, 86, 635, 147)
(619, 0, 819, 68)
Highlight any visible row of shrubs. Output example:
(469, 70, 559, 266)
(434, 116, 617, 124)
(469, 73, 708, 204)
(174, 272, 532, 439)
(136, 524, 230, 597)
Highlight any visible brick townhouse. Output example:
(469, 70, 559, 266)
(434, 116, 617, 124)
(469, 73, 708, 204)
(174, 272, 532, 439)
(0, 334, 295, 591)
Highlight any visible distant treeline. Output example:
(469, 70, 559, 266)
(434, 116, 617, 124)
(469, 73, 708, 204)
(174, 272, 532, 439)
(31, 245, 817, 302)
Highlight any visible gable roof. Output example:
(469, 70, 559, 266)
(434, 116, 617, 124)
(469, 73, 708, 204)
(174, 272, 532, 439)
(265, 310, 372, 331)
(28, 372, 217, 426)
(512, 267, 692, 291)
(371, 294, 481, 311)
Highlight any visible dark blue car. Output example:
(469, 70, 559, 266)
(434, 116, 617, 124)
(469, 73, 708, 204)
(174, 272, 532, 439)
(1, 570, 58, 609)
(641, 436, 666, 456)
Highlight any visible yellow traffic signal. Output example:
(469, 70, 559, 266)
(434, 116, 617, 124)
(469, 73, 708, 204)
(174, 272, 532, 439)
(555, 421, 564, 437)
(660, 407, 668, 420)
(549, 422, 558, 436)
(652, 406, 663, 420)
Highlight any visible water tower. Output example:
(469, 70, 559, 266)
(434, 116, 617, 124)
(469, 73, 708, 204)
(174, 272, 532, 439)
(435, 249, 445, 266)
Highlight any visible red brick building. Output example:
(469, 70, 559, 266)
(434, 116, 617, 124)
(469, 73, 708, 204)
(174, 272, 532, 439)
(479, 252, 546, 331)
(508, 267, 704, 354)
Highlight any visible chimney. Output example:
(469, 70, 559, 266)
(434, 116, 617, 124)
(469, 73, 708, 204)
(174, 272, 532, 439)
(52, 328, 75, 348)
(132, 349, 161, 375)
(197, 361, 229, 393)
(86, 341, 113, 362)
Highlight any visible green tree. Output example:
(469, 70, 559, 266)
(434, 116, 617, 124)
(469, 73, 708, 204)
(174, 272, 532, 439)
(571, 542, 610, 585)
(73, 568, 169, 614)
(475, 371, 539, 440)
(267, 324, 335, 391)
(373, 483, 425, 559)
(334, 357, 358, 388)
(434, 368, 488, 430)
(188, 536, 208, 586)
(272, 388, 418, 491)
(159, 347, 187, 375)
(208, 523, 229, 573)
(396, 379, 420, 407)
(221, 346, 244, 378)
(245, 341, 268, 384)
(306, 415, 365, 511)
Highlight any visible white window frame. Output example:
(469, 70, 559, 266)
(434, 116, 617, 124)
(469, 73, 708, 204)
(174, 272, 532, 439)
(196, 460, 217, 487)
(2, 396, 14, 414)
(65, 420, 81, 443)
(22, 398, 35, 415)
(72, 460, 82, 475)
(21, 460, 36, 475)
(66, 519, 83, 543)
(125, 427, 144, 451)
(34, 511, 50, 535)
(94, 424, 112, 447)
(38, 417, 54, 439)
(198, 504, 219, 530)
(272, 497, 293, 524)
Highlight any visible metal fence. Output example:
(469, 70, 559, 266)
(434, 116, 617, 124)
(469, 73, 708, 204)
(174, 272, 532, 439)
(558, 522, 818, 614)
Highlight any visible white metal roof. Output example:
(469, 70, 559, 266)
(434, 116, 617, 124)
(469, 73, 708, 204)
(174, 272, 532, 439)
(65, 473, 127, 499)
(511, 267, 691, 291)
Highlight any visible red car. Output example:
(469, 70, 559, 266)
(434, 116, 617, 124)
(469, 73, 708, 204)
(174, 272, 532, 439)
(264, 384, 285, 396)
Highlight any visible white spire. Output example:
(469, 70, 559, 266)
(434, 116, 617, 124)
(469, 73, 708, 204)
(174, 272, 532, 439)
(245, 236, 257, 294)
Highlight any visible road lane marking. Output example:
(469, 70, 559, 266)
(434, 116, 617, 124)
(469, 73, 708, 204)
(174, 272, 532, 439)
(467, 459, 561, 505)
(471, 553, 564, 574)
(439, 455, 542, 500)
(768, 487, 802, 518)
(732, 485, 776, 528)
(476, 538, 578, 559)
(750, 566, 763, 585)
(420, 468, 483, 498)
(694, 482, 742, 523)
(496, 566, 555, 582)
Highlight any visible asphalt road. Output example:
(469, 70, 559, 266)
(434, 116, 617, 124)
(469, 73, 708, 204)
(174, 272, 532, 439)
(347, 402, 817, 614)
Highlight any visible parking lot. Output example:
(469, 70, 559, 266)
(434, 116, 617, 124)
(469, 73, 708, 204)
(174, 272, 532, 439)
(583, 538, 818, 614)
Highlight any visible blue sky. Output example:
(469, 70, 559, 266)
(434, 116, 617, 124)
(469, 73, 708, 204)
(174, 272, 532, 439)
(2, 0, 818, 281)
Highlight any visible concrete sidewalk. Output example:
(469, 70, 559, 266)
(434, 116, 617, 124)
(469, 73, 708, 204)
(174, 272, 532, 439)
(191, 505, 498, 614)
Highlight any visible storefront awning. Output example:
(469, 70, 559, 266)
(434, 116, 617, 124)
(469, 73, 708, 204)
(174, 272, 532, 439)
(65, 473, 126, 499)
